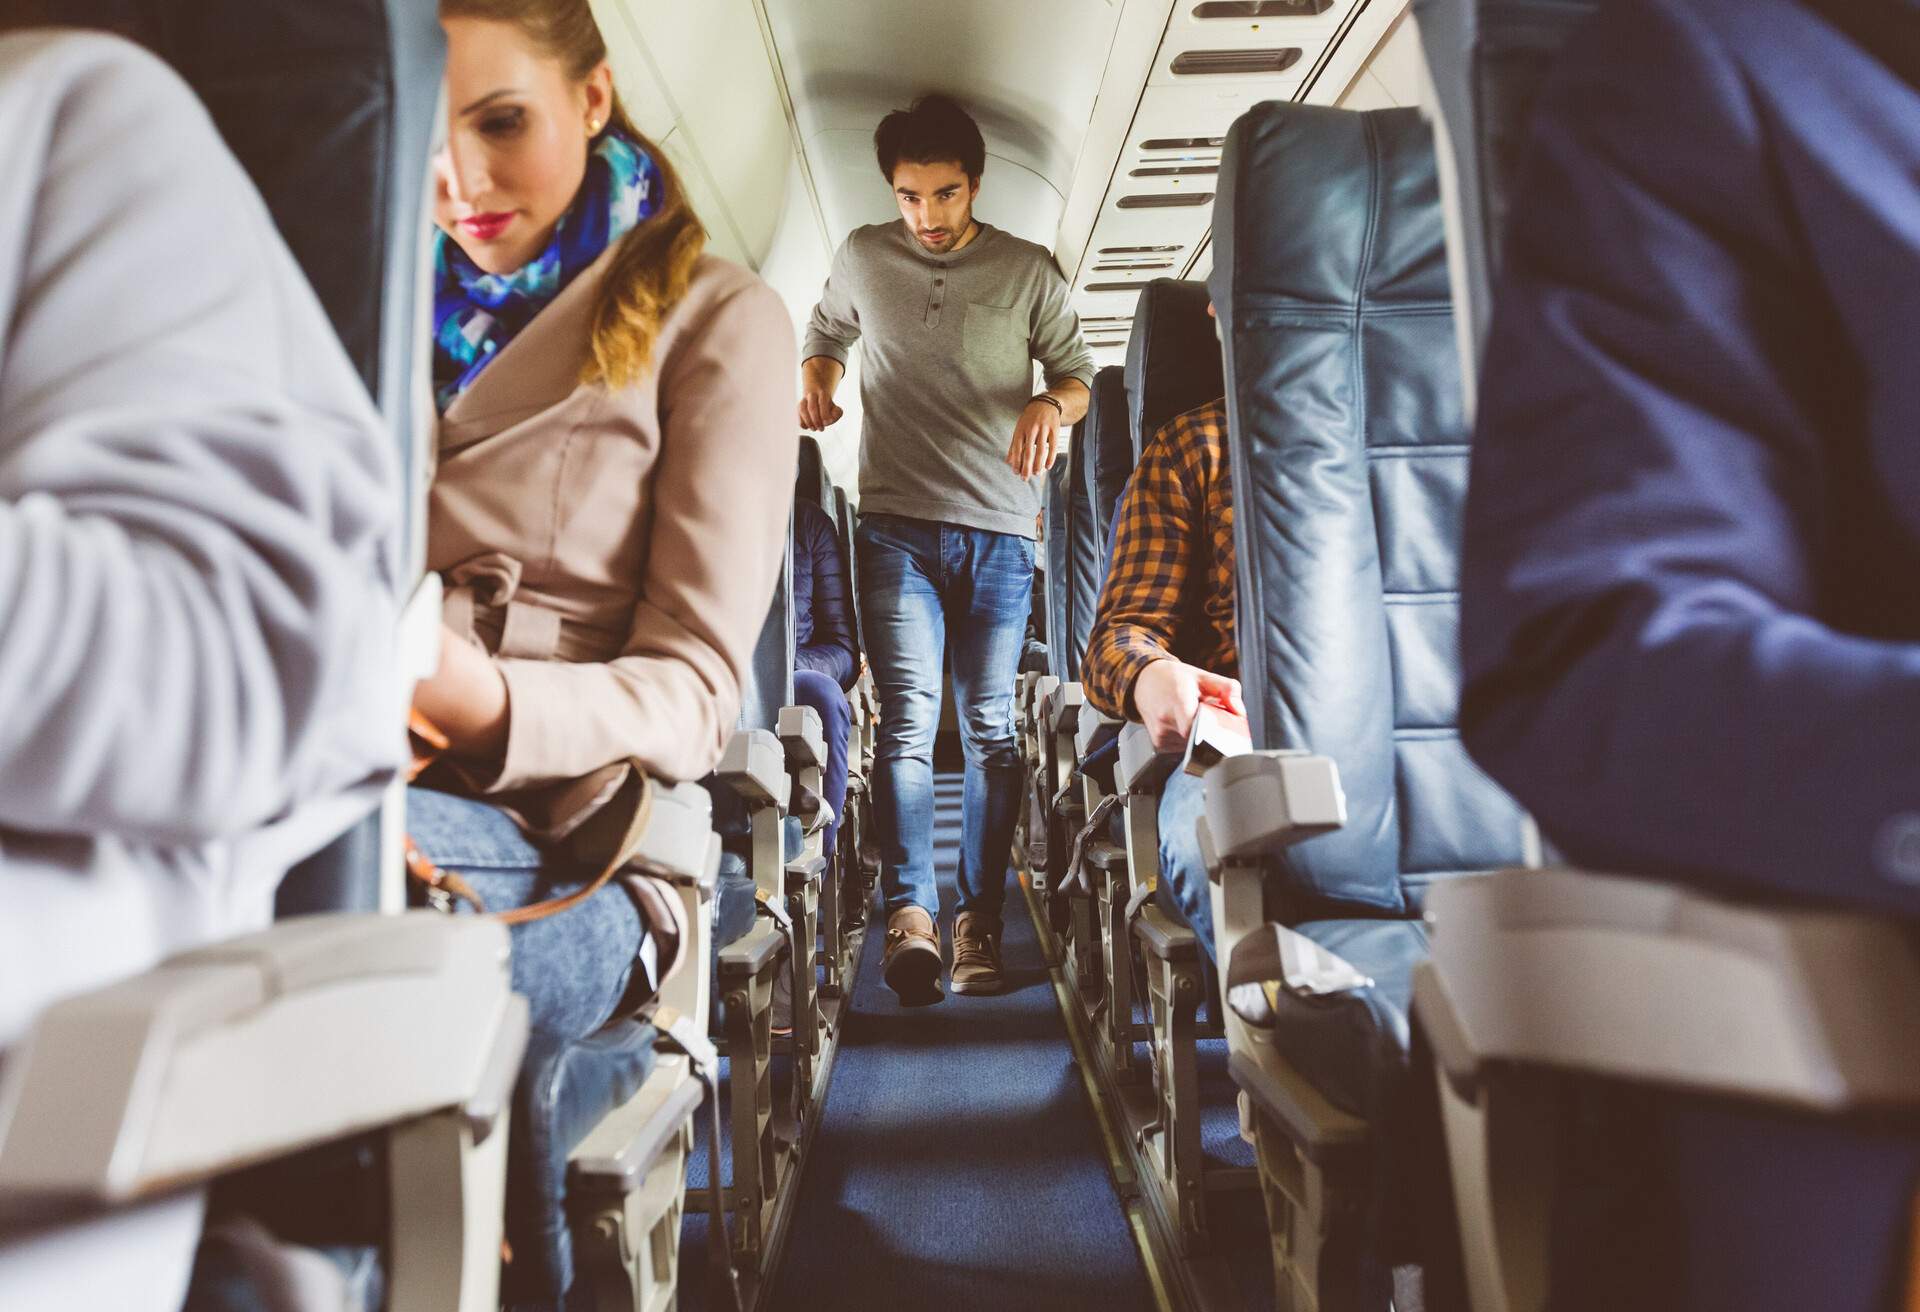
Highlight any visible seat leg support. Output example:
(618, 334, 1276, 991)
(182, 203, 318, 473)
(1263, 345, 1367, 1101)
(1142, 948, 1206, 1250)
(721, 956, 784, 1264)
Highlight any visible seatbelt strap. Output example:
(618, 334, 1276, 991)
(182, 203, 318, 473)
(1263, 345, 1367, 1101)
(641, 1002, 741, 1312)
(1052, 793, 1122, 905)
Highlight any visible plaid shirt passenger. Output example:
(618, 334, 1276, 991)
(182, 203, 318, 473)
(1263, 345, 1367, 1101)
(1083, 397, 1236, 720)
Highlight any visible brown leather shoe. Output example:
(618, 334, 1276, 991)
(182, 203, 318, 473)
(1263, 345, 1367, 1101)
(883, 906, 943, 1005)
(950, 912, 1005, 995)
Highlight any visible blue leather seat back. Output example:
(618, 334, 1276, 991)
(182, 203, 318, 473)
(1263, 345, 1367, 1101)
(1066, 431, 1100, 672)
(796, 433, 834, 517)
(1124, 279, 1223, 459)
(1082, 365, 1134, 578)
(52, 0, 442, 916)
(51, 0, 441, 491)
(1043, 455, 1078, 682)
(740, 518, 797, 733)
(1413, 0, 1599, 361)
(833, 486, 865, 662)
(1211, 103, 1527, 915)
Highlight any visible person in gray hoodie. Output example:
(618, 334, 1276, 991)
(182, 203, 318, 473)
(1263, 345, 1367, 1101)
(0, 31, 402, 1311)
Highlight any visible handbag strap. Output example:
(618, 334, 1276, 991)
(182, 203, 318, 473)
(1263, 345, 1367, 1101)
(404, 762, 657, 927)
(493, 767, 656, 926)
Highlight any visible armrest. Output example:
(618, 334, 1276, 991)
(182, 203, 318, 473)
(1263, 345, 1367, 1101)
(777, 704, 826, 770)
(631, 780, 716, 888)
(1134, 903, 1199, 962)
(1418, 867, 1920, 1113)
(1041, 681, 1085, 738)
(1200, 751, 1345, 871)
(1115, 721, 1176, 795)
(1228, 1048, 1369, 1168)
(716, 728, 788, 809)
(569, 1057, 703, 1195)
(1034, 675, 1061, 720)
(716, 920, 784, 980)
(0, 913, 526, 1223)
(1074, 709, 1123, 765)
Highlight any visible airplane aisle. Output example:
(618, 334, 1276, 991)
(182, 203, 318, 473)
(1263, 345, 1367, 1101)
(768, 771, 1160, 1310)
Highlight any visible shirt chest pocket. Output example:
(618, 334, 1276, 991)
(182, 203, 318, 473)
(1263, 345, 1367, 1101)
(962, 301, 1025, 374)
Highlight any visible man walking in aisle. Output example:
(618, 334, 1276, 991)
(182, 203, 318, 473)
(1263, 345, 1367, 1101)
(800, 92, 1093, 1002)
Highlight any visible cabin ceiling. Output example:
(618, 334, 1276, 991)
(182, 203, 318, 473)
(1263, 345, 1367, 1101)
(760, 0, 1121, 247)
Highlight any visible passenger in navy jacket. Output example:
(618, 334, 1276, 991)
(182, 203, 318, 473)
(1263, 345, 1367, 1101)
(793, 496, 856, 867)
(1460, 1, 1920, 1305)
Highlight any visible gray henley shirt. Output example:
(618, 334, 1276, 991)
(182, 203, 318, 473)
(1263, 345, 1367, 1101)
(802, 220, 1095, 539)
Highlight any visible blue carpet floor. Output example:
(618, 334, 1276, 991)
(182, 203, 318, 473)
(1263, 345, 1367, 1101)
(763, 772, 1156, 1310)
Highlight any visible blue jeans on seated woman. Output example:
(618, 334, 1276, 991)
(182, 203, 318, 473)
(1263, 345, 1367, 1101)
(792, 667, 852, 867)
(407, 786, 652, 1039)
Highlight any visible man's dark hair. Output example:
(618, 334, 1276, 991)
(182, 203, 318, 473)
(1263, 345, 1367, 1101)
(874, 93, 987, 183)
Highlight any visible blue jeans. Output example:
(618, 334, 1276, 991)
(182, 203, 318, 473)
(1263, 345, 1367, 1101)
(408, 787, 649, 1039)
(1156, 766, 1217, 965)
(857, 513, 1033, 930)
(793, 668, 852, 868)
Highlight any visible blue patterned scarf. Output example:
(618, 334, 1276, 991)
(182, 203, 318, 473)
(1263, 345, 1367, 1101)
(432, 130, 663, 412)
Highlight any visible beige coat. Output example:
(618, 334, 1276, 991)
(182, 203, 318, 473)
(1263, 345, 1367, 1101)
(429, 250, 797, 826)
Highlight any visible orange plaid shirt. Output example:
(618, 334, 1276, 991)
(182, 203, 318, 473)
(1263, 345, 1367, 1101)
(1083, 397, 1236, 719)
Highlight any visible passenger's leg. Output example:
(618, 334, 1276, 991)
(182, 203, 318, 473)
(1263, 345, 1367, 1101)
(1155, 767, 1216, 966)
(946, 527, 1035, 936)
(408, 787, 648, 1037)
(793, 667, 852, 868)
(855, 517, 947, 921)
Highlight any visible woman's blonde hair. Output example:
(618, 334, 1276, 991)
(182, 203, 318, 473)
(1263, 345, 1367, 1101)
(439, 0, 706, 388)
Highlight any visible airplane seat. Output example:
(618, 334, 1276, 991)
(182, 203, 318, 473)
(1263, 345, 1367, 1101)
(1082, 364, 1134, 578)
(0, 11, 531, 1312)
(1102, 278, 1244, 1246)
(1201, 100, 1531, 1311)
(1041, 456, 1081, 685)
(1123, 279, 1223, 461)
(1410, 3, 1920, 1310)
(711, 525, 827, 1266)
(41, 0, 443, 915)
(1412, 0, 1598, 369)
(795, 432, 835, 519)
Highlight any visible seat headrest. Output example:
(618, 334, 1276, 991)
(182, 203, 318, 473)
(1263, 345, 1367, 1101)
(1124, 280, 1224, 458)
(1413, 0, 1599, 363)
(796, 433, 834, 515)
(1082, 366, 1134, 574)
(51, 0, 444, 442)
(1211, 103, 1453, 330)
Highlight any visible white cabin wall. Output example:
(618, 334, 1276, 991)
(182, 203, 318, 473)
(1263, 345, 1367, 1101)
(1334, 7, 1423, 109)
(592, 0, 867, 488)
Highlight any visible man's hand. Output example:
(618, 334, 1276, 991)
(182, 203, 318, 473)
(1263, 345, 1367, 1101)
(799, 388, 844, 431)
(1006, 397, 1062, 478)
(799, 355, 847, 431)
(413, 623, 510, 761)
(1133, 658, 1245, 755)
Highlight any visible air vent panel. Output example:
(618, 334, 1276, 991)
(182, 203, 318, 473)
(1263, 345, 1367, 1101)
(1170, 48, 1303, 76)
(1130, 165, 1220, 178)
(1099, 244, 1184, 254)
(1086, 282, 1152, 293)
(1116, 192, 1214, 209)
(1139, 136, 1225, 151)
(1094, 260, 1177, 271)
(1193, 0, 1335, 17)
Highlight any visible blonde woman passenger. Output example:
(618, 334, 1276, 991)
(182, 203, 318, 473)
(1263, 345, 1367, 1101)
(406, 2, 796, 1297)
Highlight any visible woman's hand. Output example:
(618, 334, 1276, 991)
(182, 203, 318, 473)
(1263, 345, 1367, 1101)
(1133, 658, 1244, 755)
(413, 624, 510, 762)
(1006, 397, 1063, 478)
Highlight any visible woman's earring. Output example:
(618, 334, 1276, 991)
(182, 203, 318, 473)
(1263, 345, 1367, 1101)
(588, 118, 602, 136)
